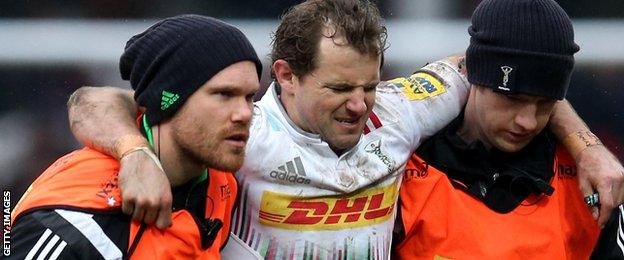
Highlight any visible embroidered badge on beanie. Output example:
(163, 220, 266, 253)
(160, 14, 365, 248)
(465, 0, 580, 100)
(119, 14, 263, 126)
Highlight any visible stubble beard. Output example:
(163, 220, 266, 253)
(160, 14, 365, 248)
(172, 117, 247, 173)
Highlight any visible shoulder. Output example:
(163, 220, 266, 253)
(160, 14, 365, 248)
(42, 148, 119, 178)
(13, 148, 122, 220)
(10, 208, 129, 260)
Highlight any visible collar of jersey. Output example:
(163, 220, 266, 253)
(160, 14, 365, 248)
(262, 82, 325, 144)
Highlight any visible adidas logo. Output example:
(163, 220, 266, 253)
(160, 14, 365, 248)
(269, 156, 311, 184)
(161, 90, 180, 110)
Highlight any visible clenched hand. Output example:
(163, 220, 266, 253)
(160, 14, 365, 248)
(576, 145, 624, 227)
(118, 150, 173, 229)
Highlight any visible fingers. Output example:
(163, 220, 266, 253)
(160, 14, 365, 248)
(578, 177, 599, 221)
(144, 195, 172, 228)
(122, 199, 135, 216)
(155, 192, 173, 229)
(143, 204, 158, 225)
(123, 195, 172, 229)
(117, 144, 173, 228)
(155, 204, 173, 229)
(596, 184, 615, 228)
(132, 203, 146, 221)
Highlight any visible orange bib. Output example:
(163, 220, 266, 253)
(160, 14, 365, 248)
(396, 146, 599, 260)
(12, 147, 238, 259)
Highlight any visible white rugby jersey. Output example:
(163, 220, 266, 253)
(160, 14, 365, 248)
(228, 61, 469, 259)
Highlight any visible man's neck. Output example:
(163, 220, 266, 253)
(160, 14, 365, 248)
(458, 93, 476, 136)
(151, 125, 205, 187)
(279, 88, 308, 132)
(457, 97, 490, 149)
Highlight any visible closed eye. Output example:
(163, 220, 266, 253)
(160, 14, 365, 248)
(327, 85, 351, 93)
(364, 83, 378, 92)
(216, 91, 234, 97)
(246, 92, 256, 103)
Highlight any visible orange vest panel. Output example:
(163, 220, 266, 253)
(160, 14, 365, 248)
(12, 147, 237, 259)
(396, 146, 600, 260)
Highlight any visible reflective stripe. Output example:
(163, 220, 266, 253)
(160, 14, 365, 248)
(36, 234, 59, 260)
(48, 241, 68, 260)
(25, 228, 52, 260)
(55, 209, 122, 260)
(617, 206, 624, 255)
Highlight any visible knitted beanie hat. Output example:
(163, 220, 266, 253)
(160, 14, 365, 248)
(466, 0, 579, 100)
(120, 14, 262, 126)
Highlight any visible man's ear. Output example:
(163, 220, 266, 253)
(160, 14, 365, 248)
(273, 59, 297, 95)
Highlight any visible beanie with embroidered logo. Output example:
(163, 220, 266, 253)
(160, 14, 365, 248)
(466, 0, 579, 100)
(120, 14, 262, 126)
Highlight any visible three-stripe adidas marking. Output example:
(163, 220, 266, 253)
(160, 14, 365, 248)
(269, 156, 310, 184)
(25, 228, 68, 260)
(161, 90, 180, 110)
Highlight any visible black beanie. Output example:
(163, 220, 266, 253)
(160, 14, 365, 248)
(466, 0, 579, 100)
(120, 14, 262, 126)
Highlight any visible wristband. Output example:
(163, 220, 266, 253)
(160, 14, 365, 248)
(120, 146, 164, 172)
(563, 130, 603, 159)
(115, 134, 150, 159)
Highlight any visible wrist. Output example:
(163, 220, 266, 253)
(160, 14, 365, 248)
(115, 134, 150, 159)
(120, 146, 164, 172)
(563, 130, 603, 160)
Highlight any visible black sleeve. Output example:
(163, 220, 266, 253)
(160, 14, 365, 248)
(8, 209, 128, 260)
(591, 205, 624, 260)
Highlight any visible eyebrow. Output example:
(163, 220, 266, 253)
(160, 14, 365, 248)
(209, 84, 257, 94)
(327, 81, 379, 89)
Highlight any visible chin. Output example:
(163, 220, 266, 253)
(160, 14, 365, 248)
(209, 156, 244, 172)
(495, 141, 528, 153)
(329, 137, 360, 152)
(202, 150, 245, 172)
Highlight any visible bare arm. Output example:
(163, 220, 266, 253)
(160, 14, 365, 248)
(67, 86, 172, 229)
(549, 100, 591, 144)
(68, 86, 144, 158)
(550, 100, 624, 227)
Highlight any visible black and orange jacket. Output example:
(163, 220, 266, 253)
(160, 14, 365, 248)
(394, 116, 600, 260)
(10, 147, 238, 259)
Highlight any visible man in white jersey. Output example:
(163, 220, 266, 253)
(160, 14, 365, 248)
(65, 0, 624, 258)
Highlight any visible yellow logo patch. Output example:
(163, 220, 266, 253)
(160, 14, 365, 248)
(388, 72, 446, 100)
(258, 183, 398, 230)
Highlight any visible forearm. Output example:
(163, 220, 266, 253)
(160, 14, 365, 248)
(413, 57, 471, 139)
(549, 100, 588, 138)
(67, 86, 147, 159)
(549, 100, 602, 159)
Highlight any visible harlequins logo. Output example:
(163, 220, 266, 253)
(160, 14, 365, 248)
(498, 66, 513, 91)
(161, 90, 180, 110)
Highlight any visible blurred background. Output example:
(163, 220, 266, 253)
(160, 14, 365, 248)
(1, 1, 623, 207)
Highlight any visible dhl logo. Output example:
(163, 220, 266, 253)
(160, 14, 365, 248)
(258, 183, 398, 230)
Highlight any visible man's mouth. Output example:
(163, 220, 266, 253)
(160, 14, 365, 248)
(225, 132, 249, 148)
(505, 131, 530, 143)
(335, 117, 362, 130)
(336, 115, 362, 124)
